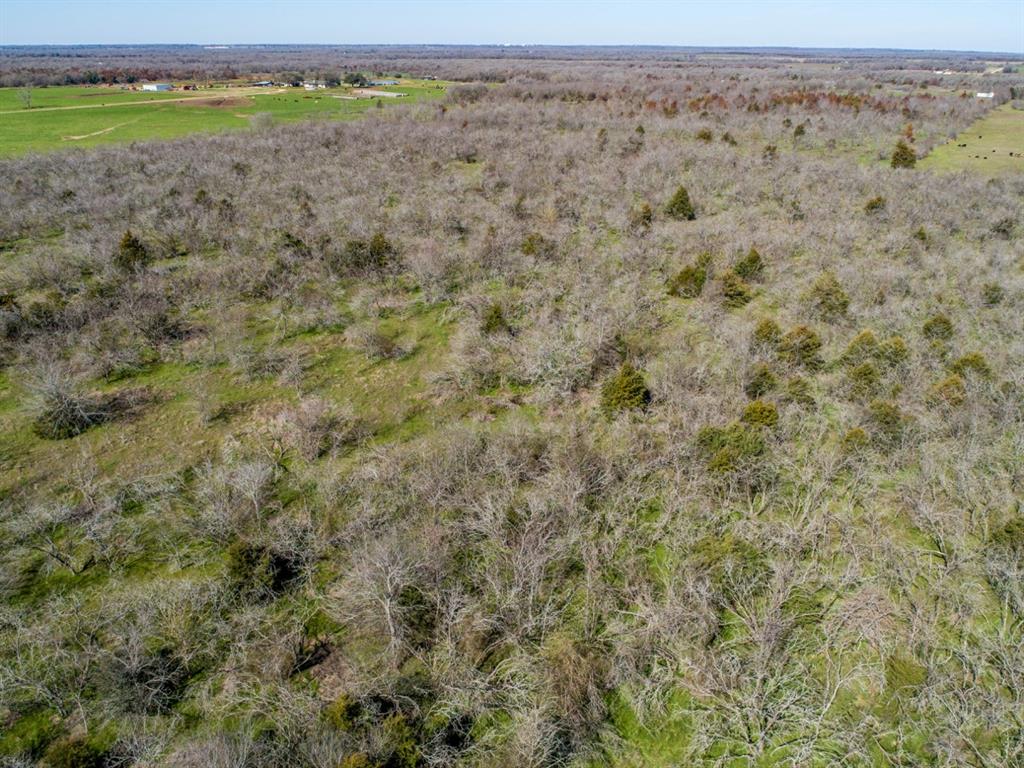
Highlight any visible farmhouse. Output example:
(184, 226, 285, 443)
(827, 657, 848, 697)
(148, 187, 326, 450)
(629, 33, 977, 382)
(369, 79, 400, 86)
(142, 83, 172, 92)
(975, 92, 994, 99)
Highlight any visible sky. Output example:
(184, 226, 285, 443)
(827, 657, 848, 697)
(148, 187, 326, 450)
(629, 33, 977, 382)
(1, 0, 1022, 53)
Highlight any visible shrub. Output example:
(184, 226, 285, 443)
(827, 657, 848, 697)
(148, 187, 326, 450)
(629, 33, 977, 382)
(338, 754, 371, 768)
(890, 140, 917, 169)
(741, 399, 779, 428)
(878, 336, 909, 367)
(628, 201, 653, 230)
(278, 230, 311, 259)
(808, 273, 849, 321)
(276, 397, 362, 460)
(114, 229, 150, 271)
(721, 131, 738, 146)
(325, 693, 361, 731)
(779, 325, 823, 369)
(347, 325, 410, 360)
(480, 303, 509, 335)
(664, 185, 696, 220)
(381, 713, 420, 768)
(697, 422, 766, 473)
(922, 314, 954, 341)
(30, 366, 110, 440)
(841, 427, 870, 452)
(864, 196, 886, 213)
(985, 517, 1024, 617)
(690, 533, 768, 601)
(744, 363, 777, 399)
(397, 583, 436, 650)
(521, 232, 556, 258)
(752, 318, 782, 349)
(667, 264, 707, 298)
(989, 517, 1024, 560)
(733, 247, 764, 280)
(927, 374, 966, 406)
(867, 399, 905, 446)
(695, 128, 713, 142)
(226, 540, 300, 599)
(847, 362, 881, 398)
(950, 352, 992, 378)
(600, 363, 651, 416)
(783, 376, 814, 405)
(842, 330, 879, 364)
(340, 232, 396, 273)
(982, 282, 1005, 306)
(42, 735, 106, 768)
(720, 270, 753, 308)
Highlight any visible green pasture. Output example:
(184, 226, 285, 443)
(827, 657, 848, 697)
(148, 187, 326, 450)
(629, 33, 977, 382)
(920, 103, 1024, 176)
(0, 84, 192, 111)
(0, 80, 449, 156)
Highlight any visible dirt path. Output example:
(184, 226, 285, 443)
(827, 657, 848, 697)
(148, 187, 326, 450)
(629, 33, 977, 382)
(62, 116, 145, 141)
(0, 88, 286, 116)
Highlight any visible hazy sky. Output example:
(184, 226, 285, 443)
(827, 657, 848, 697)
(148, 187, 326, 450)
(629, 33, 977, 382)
(1, 0, 1022, 53)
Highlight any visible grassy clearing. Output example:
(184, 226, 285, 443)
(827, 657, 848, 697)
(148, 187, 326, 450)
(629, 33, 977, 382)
(919, 103, 1024, 176)
(0, 80, 448, 156)
(0, 84, 195, 111)
(0, 297, 460, 499)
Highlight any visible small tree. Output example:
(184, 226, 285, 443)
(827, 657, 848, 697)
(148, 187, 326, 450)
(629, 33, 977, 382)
(601, 363, 651, 416)
(890, 140, 917, 169)
(720, 270, 753, 308)
(17, 86, 32, 110)
(115, 230, 150, 271)
(733, 247, 764, 280)
(664, 185, 696, 220)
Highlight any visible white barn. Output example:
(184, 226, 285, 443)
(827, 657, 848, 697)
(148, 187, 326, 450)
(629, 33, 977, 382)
(142, 83, 172, 92)
(975, 92, 995, 99)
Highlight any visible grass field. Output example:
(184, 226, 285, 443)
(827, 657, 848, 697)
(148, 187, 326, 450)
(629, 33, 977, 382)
(0, 84, 194, 111)
(0, 80, 449, 156)
(920, 103, 1024, 176)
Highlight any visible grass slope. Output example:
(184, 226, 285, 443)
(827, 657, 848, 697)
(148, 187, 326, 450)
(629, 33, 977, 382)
(0, 81, 448, 156)
(920, 103, 1024, 176)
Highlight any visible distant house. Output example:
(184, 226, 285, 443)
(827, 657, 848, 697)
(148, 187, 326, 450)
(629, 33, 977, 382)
(369, 80, 399, 86)
(302, 80, 327, 91)
(142, 83, 172, 92)
(975, 92, 995, 99)
(252, 81, 273, 87)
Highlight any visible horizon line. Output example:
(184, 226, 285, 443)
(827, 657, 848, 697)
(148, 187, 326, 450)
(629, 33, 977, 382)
(1, 42, 1020, 56)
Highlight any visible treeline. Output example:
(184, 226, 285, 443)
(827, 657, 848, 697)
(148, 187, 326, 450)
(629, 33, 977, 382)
(0, 44, 1016, 87)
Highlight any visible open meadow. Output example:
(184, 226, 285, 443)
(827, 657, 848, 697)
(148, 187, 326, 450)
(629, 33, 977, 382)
(919, 103, 1024, 175)
(0, 80, 448, 155)
(0, 46, 1022, 768)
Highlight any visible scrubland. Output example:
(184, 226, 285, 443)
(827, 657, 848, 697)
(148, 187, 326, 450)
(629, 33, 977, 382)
(1, 54, 1023, 768)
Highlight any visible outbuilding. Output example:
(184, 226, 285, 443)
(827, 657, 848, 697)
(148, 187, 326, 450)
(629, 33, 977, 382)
(142, 83, 172, 92)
